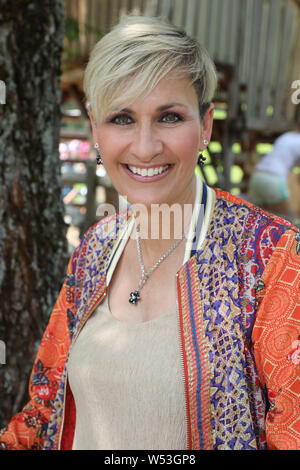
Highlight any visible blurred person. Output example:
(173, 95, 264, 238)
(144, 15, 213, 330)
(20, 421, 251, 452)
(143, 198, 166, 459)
(0, 16, 299, 451)
(248, 129, 300, 218)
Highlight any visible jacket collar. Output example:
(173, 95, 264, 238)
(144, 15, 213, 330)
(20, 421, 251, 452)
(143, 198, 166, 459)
(106, 175, 216, 285)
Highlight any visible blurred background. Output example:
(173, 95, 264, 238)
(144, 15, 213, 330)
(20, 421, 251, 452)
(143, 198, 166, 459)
(60, 0, 300, 254)
(0, 0, 299, 427)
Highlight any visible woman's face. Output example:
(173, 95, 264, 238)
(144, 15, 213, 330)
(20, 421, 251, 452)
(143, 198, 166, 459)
(89, 72, 214, 209)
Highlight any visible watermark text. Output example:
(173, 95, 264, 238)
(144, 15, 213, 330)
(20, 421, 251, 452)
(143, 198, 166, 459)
(291, 80, 300, 104)
(0, 340, 6, 364)
(0, 80, 6, 104)
(96, 196, 201, 243)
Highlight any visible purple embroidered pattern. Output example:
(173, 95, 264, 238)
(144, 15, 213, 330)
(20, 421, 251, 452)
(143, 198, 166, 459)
(193, 196, 288, 449)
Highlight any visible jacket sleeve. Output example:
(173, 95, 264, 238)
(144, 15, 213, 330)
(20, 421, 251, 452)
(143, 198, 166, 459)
(0, 254, 75, 450)
(252, 229, 300, 450)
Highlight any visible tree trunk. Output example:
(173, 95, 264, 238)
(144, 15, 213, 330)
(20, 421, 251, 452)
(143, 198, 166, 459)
(0, 0, 67, 428)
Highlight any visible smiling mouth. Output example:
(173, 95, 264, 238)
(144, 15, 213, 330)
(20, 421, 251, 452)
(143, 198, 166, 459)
(126, 164, 172, 177)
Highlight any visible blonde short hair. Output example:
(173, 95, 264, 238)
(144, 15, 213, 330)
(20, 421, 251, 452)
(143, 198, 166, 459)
(84, 15, 217, 124)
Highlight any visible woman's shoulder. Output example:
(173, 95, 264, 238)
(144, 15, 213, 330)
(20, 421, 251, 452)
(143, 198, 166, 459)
(86, 209, 130, 240)
(213, 187, 298, 233)
(69, 210, 130, 273)
(211, 187, 299, 271)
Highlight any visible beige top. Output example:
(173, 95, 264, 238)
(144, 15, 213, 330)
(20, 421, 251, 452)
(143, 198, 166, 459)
(67, 294, 187, 450)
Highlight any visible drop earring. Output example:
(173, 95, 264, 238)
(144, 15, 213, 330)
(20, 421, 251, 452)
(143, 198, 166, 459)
(197, 153, 206, 167)
(94, 143, 103, 165)
(198, 139, 209, 167)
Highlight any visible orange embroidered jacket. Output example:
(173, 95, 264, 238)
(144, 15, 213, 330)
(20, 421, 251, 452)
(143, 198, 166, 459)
(0, 184, 299, 450)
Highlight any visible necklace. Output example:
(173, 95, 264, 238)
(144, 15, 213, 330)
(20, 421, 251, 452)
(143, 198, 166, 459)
(129, 223, 185, 305)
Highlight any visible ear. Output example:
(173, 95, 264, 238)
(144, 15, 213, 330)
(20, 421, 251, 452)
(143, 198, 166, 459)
(200, 103, 214, 150)
(87, 105, 99, 144)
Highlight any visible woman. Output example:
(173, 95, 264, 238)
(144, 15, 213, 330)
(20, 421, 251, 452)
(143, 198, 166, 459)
(1, 15, 299, 451)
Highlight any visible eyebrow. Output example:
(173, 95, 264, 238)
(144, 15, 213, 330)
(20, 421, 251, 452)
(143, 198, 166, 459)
(119, 103, 187, 113)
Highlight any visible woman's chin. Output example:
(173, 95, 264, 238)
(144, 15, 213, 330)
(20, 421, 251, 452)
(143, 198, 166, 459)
(126, 196, 167, 209)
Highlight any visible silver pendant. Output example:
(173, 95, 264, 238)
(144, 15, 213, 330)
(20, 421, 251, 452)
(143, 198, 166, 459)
(129, 290, 141, 304)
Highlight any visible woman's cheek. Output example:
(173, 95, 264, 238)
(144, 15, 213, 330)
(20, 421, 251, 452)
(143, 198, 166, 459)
(175, 130, 200, 159)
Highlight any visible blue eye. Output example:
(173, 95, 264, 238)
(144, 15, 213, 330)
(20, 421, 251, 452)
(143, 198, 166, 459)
(111, 114, 133, 125)
(160, 112, 182, 123)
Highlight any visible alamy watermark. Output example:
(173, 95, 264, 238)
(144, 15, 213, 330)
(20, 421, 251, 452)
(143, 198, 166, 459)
(0, 340, 6, 364)
(0, 80, 6, 104)
(291, 80, 300, 104)
(96, 195, 204, 246)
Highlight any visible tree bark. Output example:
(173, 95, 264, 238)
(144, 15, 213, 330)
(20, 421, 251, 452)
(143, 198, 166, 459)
(0, 0, 67, 427)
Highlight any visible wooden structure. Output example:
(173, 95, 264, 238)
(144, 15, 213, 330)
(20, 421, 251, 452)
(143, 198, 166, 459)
(60, 0, 300, 233)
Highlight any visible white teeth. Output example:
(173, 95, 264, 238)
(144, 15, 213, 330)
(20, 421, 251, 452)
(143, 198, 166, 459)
(127, 165, 169, 176)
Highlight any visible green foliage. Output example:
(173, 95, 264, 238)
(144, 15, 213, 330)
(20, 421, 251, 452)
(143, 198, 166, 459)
(64, 15, 80, 42)
(62, 15, 103, 69)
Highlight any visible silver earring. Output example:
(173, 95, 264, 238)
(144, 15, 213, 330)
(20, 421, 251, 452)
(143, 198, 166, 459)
(94, 143, 103, 165)
(198, 140, 209, 166)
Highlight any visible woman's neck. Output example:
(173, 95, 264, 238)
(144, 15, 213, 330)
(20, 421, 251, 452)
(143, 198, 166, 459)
(130, 177, 197, 257)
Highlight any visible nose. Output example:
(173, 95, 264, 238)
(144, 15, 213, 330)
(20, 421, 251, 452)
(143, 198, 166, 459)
(130, 123, 163, 162)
